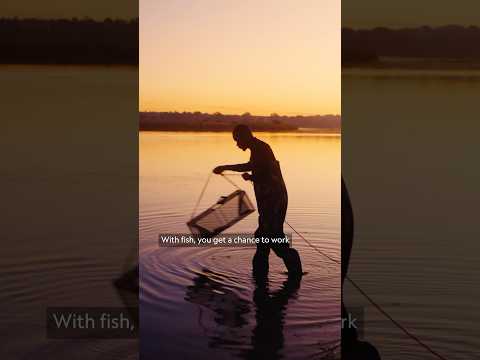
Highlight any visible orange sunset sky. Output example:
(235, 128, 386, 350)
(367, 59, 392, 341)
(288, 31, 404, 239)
(140, 0, 340, 116)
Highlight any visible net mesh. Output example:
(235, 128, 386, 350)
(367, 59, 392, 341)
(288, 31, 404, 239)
(187, 190, 255, 237)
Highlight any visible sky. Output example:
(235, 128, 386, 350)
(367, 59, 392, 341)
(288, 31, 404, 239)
(140, 0, 340, 116)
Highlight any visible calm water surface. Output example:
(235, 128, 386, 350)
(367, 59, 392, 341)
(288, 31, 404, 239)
(0, 65, 138, 359)
(140, 132, 341, 359)
(343, 68, 480, 359)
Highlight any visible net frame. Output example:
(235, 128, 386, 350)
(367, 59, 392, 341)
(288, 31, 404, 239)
(187, 190, 255, 237)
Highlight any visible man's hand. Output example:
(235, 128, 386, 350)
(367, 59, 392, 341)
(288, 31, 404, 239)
(242, 172, 252, 181)
(213, 166, 226, 174)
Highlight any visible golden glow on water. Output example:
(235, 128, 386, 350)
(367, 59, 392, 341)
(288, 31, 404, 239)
(139, 131, 341, 358)
(140, 131, 340, 242)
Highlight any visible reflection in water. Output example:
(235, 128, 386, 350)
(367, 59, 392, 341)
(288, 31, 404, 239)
(185, 270, 305, 359)
(185, 268, 250, 329)
(244, 275, 301, 360)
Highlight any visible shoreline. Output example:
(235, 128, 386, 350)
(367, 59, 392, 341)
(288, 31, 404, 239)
(343, 57, 480, 71)
(139, 128, 341, 134)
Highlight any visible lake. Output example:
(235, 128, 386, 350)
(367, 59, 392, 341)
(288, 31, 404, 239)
(342, 68, 480, 359)
(140, 131, 341, 359)
(0, 65, 138, 359)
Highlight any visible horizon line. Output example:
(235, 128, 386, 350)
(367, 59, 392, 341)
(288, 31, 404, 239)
(139, 110, 341, 117)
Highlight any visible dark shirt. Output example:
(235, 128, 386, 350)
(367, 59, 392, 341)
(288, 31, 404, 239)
(249, 138, 287, 196)
(248, 138, 288, 234)
(249, 138, 277, 183)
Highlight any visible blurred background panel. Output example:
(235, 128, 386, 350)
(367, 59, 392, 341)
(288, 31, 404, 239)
(342, 1, 480, 359)
(0, 0, 138, 359)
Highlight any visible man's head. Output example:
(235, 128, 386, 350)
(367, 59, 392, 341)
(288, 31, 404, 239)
(232, 124, 253, 151)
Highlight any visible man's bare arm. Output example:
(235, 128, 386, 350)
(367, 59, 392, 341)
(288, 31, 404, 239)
(213, 163, 252, 174)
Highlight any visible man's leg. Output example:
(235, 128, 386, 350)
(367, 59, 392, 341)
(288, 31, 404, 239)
(272, 192, 303, 276)
(252, 225, 270, 278)
(272, 244, 303, 276)
(252, 244, 270, 278)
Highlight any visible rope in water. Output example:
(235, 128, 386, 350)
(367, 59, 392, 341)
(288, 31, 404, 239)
(284, 221, 448, 360)
(285, 221, 341, 264)
(193, 172, 449, 360)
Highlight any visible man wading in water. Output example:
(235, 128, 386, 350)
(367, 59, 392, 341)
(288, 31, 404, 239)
(213, 125, 303, 278)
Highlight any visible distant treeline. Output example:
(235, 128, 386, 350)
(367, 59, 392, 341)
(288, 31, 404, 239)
(140, 112, 341, 132)
(343, 26, 480, 66)
(0, 18, 138, 65)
